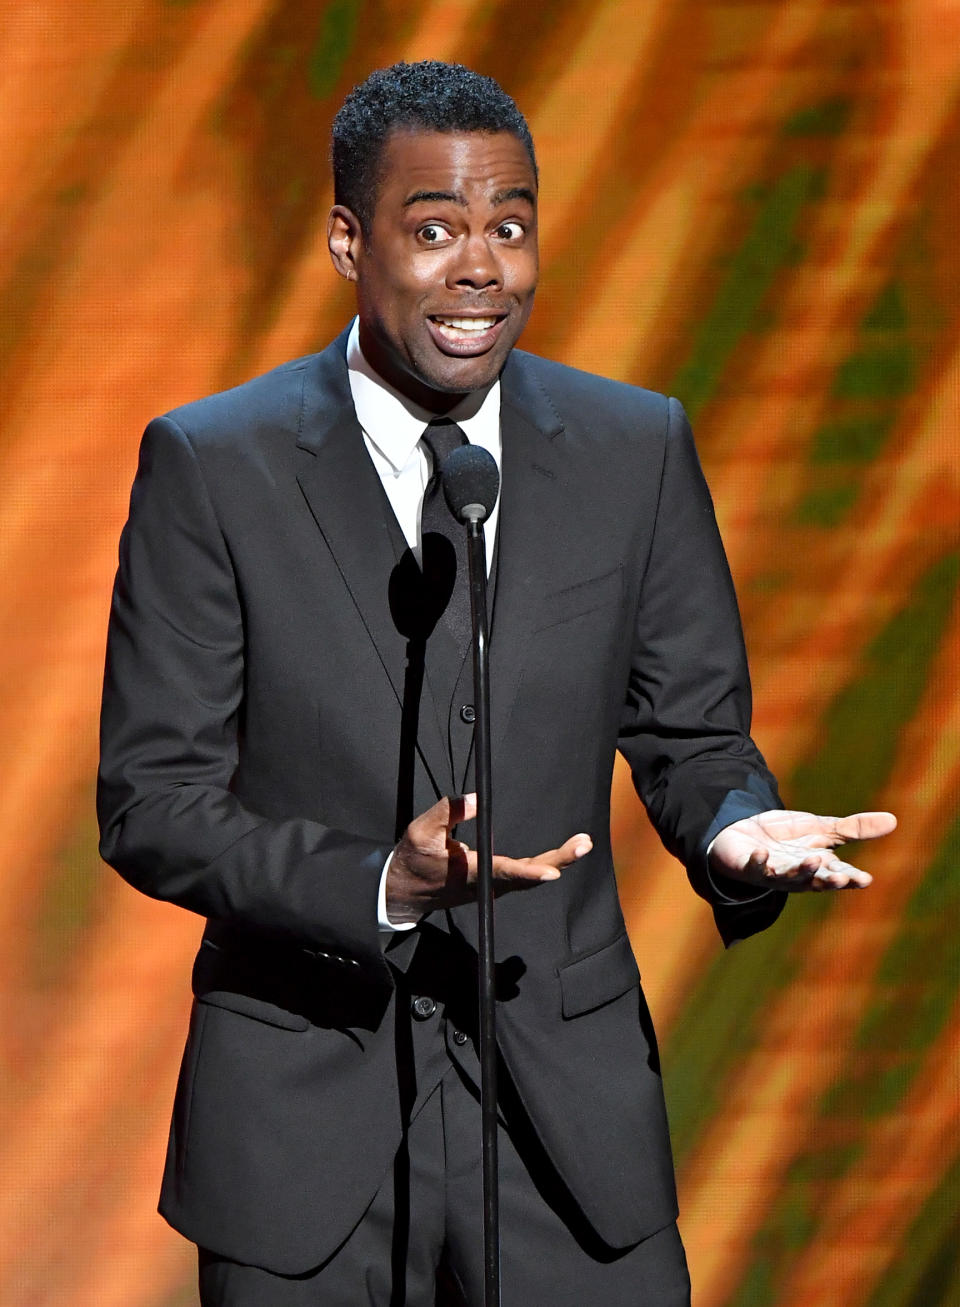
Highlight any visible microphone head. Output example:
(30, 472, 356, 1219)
(441, 444, 500, 524)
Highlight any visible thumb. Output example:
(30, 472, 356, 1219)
(444, 792, 477, 829)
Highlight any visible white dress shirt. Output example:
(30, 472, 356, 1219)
(344, 320, 502, 931)
(347, 319, 501, 564)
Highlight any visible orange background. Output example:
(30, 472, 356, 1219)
(1, 3, 957, 1304)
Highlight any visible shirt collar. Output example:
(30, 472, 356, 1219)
(346, 318, 501, 475)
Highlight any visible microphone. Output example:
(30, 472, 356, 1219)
(441, 445, 500, 525)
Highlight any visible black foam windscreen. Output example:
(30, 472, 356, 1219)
(441, 444, 500, 523)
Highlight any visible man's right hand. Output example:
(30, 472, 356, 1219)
(385, 793, 592, 925)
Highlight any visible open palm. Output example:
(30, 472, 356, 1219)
(709, 809, 897, 891)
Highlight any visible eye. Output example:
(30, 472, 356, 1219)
(418, 224, 452, 244)
(494, 221, 524, 241)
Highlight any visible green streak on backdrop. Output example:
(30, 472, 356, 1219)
(727, 812, 960, 1307)
(308, 0, 362, 101)
(798, 262, 927, 526)
(833, 345, 915, 399)
(720, 558, 960, 1306)
(810, 413, 893, 464)
(663, 552, 960, 1170)
(832, 809, 960, 1118)
(31, 807, 104, 995)
(669, 95, 856, 422)
(794, 483, 860, 527)
(782, 97, 853, 137)
(670, 165, 824, 421)
(864, 280, 909, 331)
(790, 553, 959, 810)
(865, 1155, 960, 1307)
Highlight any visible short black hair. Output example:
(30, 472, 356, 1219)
(332, 61, 537, 230)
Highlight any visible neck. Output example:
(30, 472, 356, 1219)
(357, 323, 477, 415)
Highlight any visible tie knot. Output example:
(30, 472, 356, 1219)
(421, 418, 467, 471)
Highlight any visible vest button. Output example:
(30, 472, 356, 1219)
(459, 704, 476, 724)
(411, 995, 437, 1020)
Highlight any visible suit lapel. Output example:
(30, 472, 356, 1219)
(293, 339, 571, 801)
(294, 332, 448, 796)
(487, 352, 569, 773)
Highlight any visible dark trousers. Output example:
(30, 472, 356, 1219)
(198, 1056, 690, 1305)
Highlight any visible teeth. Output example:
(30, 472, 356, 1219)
(433, 316, 497, 332)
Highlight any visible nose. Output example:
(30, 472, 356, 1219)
(449, 233, 502, 291)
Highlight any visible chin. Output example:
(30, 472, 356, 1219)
(427, 354, 504, 396)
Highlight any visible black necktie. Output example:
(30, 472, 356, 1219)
(419, 419, 471, 649)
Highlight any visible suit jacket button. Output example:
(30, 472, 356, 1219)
(452, 1029, 469, 1046)
(459, 704, 476, 724)
(411, 995, 437, 1020)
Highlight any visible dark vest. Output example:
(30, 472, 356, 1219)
(379, 483, 499, 1115)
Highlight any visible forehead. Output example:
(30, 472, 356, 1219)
(373, 129, 537, 210)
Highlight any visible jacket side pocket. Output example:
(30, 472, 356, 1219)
(558, 932, 639, 1019)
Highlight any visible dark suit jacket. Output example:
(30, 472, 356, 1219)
(98, 329, 784, 1274)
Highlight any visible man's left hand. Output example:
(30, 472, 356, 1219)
(709, 809, 897, 891)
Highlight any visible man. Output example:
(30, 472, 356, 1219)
(98, 62, 895, 1305)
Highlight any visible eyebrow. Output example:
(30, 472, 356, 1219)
(403, 189, 465, 208)
(491, 186, 537, 207)
(402, 186, 537, 209)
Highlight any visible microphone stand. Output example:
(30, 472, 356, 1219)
(465, 512, 500, 1307)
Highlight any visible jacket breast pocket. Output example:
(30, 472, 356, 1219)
(558, 932, 640, 1019)
(534, 566, 623, 633)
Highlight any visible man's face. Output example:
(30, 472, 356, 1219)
(329, 129, 539, 410)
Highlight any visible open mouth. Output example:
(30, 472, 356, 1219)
(427, 314, 507, 351)
(431, 314, 500, 339)
(423, 316, 506, 358)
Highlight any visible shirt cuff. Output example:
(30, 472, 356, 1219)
(377, 850, 418, 933)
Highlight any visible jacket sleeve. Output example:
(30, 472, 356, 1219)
(617, 397, 787, 945)
(97, 416, 393, 977)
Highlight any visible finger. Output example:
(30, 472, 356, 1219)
(445, 792, 477, 828)
(529, 831, 594, 875)
(768, 854, 873, 891)
(412, 793, 472, 838)
(749, 844, 822, 886)
(490, 852, 570, 886)
(745, 848, 769, 877)
(765, 847, 822, 876)
(830, 811, 897, 842)
(775, 811, 897, 849)
(744, 810, 896, 850)
(491, 855, 562, 884)
(809, 856, 873, 889)
(749, 847, 818, 886)
(543, 833, 593, 867)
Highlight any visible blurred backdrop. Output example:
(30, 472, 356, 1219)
(1, 2, 958, 1304)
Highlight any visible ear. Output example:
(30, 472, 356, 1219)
(327, 205, 364, 281)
